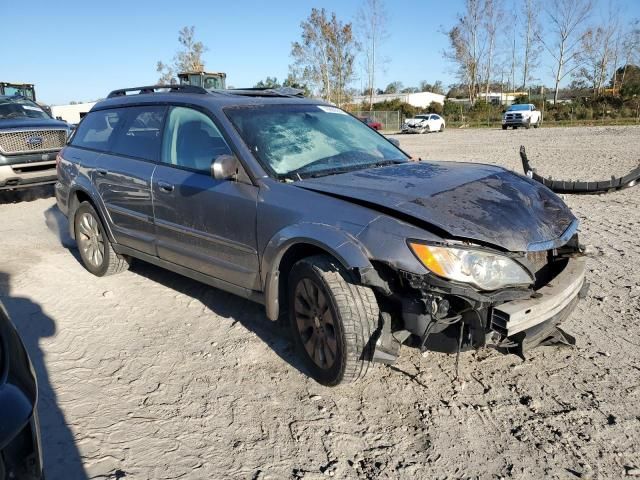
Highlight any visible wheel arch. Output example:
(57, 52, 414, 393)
(261, 224, 387, 321)
(67, 185, 115, 242)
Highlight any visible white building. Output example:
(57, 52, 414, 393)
(352, 91, 445, 108)
(51, 102, 96, 124)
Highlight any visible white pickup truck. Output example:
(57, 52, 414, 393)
(502, 104, 542, 130)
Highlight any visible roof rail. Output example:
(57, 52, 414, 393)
(107, 84, 208, 99)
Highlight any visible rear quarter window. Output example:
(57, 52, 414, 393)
(70, 109, 123, 152)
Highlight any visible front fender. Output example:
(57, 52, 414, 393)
(261, 223, 383, 321)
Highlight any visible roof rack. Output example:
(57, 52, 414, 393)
(107, 84, 207, 99)
(222, 87, 305, 98)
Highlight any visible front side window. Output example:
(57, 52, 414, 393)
(161, 106, 232, 173)
(70, 108, 124, 151)
(110, 106, 166, 161)
(225, 104, 408, 178)
(0, 97, 49, 120)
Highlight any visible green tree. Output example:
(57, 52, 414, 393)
(384, 81, 403, 93)
(254, 77, 281, 88)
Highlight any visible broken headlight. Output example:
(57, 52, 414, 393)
(408, 242, 533, 291)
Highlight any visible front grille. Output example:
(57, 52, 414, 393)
(0, 129, 67, 154)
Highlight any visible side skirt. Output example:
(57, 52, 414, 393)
(113, 244, 265, 305)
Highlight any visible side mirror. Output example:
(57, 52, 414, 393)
(388, 137, 400, 148)
(211, 154, 239, 181)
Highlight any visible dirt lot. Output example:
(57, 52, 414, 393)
(0, 126, 639, 480)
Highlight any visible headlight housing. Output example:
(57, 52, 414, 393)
(408, 242, 533, 291)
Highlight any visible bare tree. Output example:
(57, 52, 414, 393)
(576, 19, 617, 97)
(445, 0, 487, 103)
(482, 0, 503, 98)
(356, 0, 389, 109)
(521, 0, 542, 90)
(156, 26, 207, 84)
(538, 0, 593, 104)
(290, 8, 358, 106)
(618, 19, 640, 90)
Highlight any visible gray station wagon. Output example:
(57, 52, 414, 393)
(56, 85, 587, 386)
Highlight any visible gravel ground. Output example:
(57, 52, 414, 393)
(0, 126, 638, 480)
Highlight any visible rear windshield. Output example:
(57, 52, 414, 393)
(225, 104, 408, 179)
(0, 97, 50, 120)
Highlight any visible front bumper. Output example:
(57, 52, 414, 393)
(502, 118, 530, 127)
(490, 256, 586, 337)
(373, 256, 586, 362)
(401, 126, 426, 133)
(0, 159, 57, 190)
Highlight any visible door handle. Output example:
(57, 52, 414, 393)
(158, 181, 174, 193)
(96, 168, 108, 176)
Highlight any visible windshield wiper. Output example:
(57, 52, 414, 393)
(281, 158, 406, 181)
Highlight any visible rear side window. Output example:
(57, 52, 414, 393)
(110, 106, 166, 161)
(70, 109, 123, 151)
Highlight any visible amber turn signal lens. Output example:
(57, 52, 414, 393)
(408, 242, 446, 276)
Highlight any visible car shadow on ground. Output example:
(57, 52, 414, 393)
(0, 272, 88, 480)
(0, 185, 54, 205)
(44, 204, 310, 381)
(128, 261, 310, 379)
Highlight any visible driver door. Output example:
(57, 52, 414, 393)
(151, 106, 261, 290)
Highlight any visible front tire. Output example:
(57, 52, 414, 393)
(502, 125, 508, 130)
(74, 202, 130, 277)
(288, 255, 379, 386)
(439, 123, 445, 132)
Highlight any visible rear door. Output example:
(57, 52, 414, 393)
(151, 106, 260, 290)
(91, 106, 166, 255)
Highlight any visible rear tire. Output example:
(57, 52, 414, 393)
(288, 255, 379, 386)
(439, 123, 445, 132)
(74, 202, 130, 277)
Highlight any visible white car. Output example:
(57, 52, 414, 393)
(502, 104, 542, 130)
(402, 114, 445, 134)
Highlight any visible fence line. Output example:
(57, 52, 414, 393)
(352, 111, 401, 132)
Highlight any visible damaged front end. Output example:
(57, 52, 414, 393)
(369, 234, 588, 364)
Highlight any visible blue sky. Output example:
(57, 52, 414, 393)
(2, 0, 638, 105)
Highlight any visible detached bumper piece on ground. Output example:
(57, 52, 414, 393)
(0, 303, 44, 480)
(520, 145, 640, 194)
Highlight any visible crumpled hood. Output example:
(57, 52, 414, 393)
(295, 161, 577, 252)
(405, 118, 427, 126)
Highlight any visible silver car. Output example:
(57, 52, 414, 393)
(56, 85, 587, 386)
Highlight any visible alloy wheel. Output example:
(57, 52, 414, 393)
(293, 278, 338, 370)
(77, 212, 105, 268)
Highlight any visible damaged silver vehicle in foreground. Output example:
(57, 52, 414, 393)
(56, 85, 588, 386)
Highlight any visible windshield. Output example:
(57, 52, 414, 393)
(225, 104, 408, 178)
(508, 104, 531, 111)
(0, 97, 50, 120)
